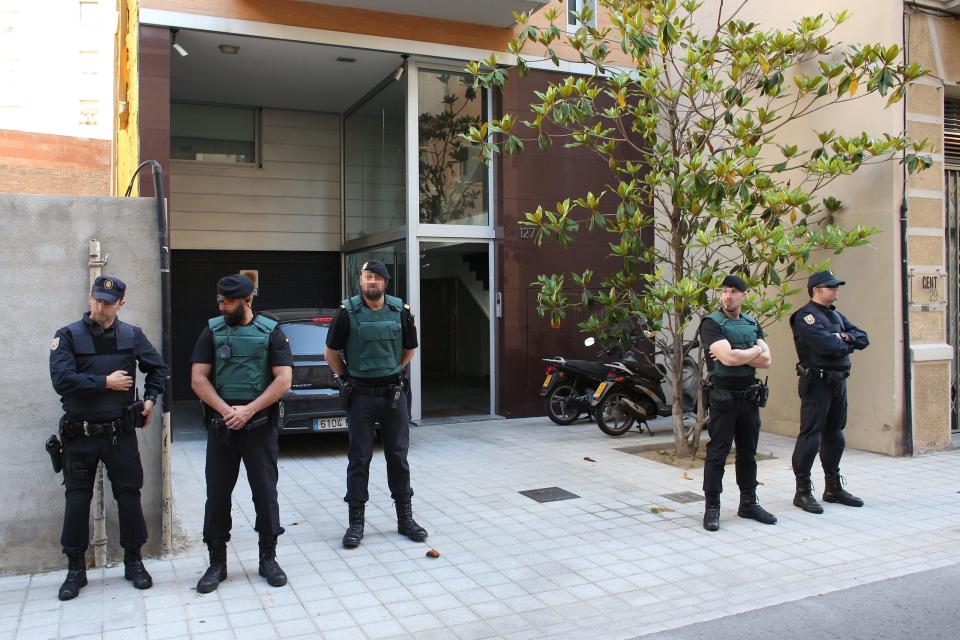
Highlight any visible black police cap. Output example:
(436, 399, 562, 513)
(807, 270, 845, 289)
(720, 274, 747, 292)
(91, 275, 126, 303)
(361, 260, 390, 280)
(217, 274, 255, 299)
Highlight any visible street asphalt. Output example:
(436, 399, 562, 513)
(637, 562, 960, 640)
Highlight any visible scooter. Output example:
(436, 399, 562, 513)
(540, 345, 618, 425)
(589, 336, 701, 436)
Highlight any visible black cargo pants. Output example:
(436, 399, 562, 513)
(202, 422, 283, 544)
(61, 430, 147, 554)
(344, 389, 413, 504)
(703, 387, 761, 495)
(792, 376, 847, 478)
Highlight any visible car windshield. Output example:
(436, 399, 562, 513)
(282, 322, 329, 357)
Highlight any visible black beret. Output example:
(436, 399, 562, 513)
(217, 274, 255, 299)
(808, 270, 845, 289)
(360, 259, 390, 280)
(721, 274, 747, 292)
(91, 275, 126, 303)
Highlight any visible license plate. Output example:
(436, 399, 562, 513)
(593, 381, 608, 400)
(542, 373, 555, 388)
(312, 417, 346, 432)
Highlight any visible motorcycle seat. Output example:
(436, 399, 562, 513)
(563, 360, 611, 377)
(627, 362, 666, 380)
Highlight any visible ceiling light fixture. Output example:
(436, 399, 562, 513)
(171, 29, 188, 57)
(392, 54, 409, 81)
(219, 44, 240, 55)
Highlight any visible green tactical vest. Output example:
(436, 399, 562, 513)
(707, 310, 761, 378)
(209, 314, 278, 400)
(342, 294, 403, 380)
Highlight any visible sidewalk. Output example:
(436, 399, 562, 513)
(3, 416, 959, 640)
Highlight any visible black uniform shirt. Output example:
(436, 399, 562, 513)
(699, 316, 765, 389)
(790, 301, 869, 368)
(191, 316, 292, 405)
(326, 298, 418, 385)
(50, 312, 168, 419)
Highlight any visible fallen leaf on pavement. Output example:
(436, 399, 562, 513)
(682, 472, 692, 480)
(426, 549, 440, 558)
(650, 505, 675, 514)
(288, 520, 304, 526)
(584, 456, 596, 462)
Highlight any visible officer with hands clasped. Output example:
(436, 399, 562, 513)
(699, 275, 777, 532)
(324, 260, 428, 549)
(790, 270, 869, 514)
(190, 274, 293, 593)
(49, 275, 168, 600)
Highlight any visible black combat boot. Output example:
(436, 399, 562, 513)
(823, 474, 864, 507)
(342, 502, 365, 549)
(737, 490, 777, 524)
(196, 541, 227, 594)
(702, 492, 720, 532)
(123, 547, 153, 590)
(395, 501, 428, 542)
(58, 551, 87, 601)
(793, 475, 824, 514)
(258, 536, 287, 587)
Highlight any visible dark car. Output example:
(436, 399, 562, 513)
(260, 308, 347, 435)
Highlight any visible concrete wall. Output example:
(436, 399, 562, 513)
(0, 194, 163, 574)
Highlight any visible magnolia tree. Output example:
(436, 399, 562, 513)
(465, 0, 932, 456)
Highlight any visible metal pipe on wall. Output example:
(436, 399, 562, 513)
(88, 240, 109, 567)
(125, 161, 174, 554)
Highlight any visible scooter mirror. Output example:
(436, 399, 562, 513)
(584, 337, 596, 347)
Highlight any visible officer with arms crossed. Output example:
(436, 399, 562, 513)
(190, 274, 293, 593)
(790, 270, 869, 514)
(49, 275, 168, 600)
(324, 260, 428, 549)
(699, 275, 776, 532)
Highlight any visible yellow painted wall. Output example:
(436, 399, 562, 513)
(114, 0, 140, 196)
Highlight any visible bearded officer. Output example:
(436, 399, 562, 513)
(49, 275, 168, 600)
(791, 270, 869, 514)
(190, 274, 292, 593)
(698, 275, 776, 531)
(324, 260, 427, 549)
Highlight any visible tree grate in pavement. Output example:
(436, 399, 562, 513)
(519, 487, 581, 503)
(661, 491, 705, 503)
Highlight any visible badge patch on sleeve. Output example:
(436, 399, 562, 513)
(51, 337, 60, 350)
(803, 314, 816, 325)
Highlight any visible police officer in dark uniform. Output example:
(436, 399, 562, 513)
(699, 275, 777, 531)
(324, 260, 427, 549)
(790, 270, 869, 513)
(49, 275, 168, 600)
(190, 274, 293, 593)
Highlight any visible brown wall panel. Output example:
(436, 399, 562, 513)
(495, 69, 649, 418)
(138, 26, 171, 198)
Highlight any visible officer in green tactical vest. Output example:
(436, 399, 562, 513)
(324, 260, 427, 549)
(698, 275, 777, 531)
(190, 274, 293, 593)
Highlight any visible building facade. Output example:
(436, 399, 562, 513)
(1, 1, 956, 452)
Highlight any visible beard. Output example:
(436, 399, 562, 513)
(223, 304, 246, 326)
(362, 284, 384, 301)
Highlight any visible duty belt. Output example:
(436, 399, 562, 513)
(61, 418, 128, 438)
(351, 385, 397, 397)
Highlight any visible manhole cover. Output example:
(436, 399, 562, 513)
(519, 487, 581, 503)
(661, 491, 704, 504)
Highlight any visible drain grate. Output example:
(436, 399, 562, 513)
(519, 487, 581, 503)
(661, 491, 704, 504)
